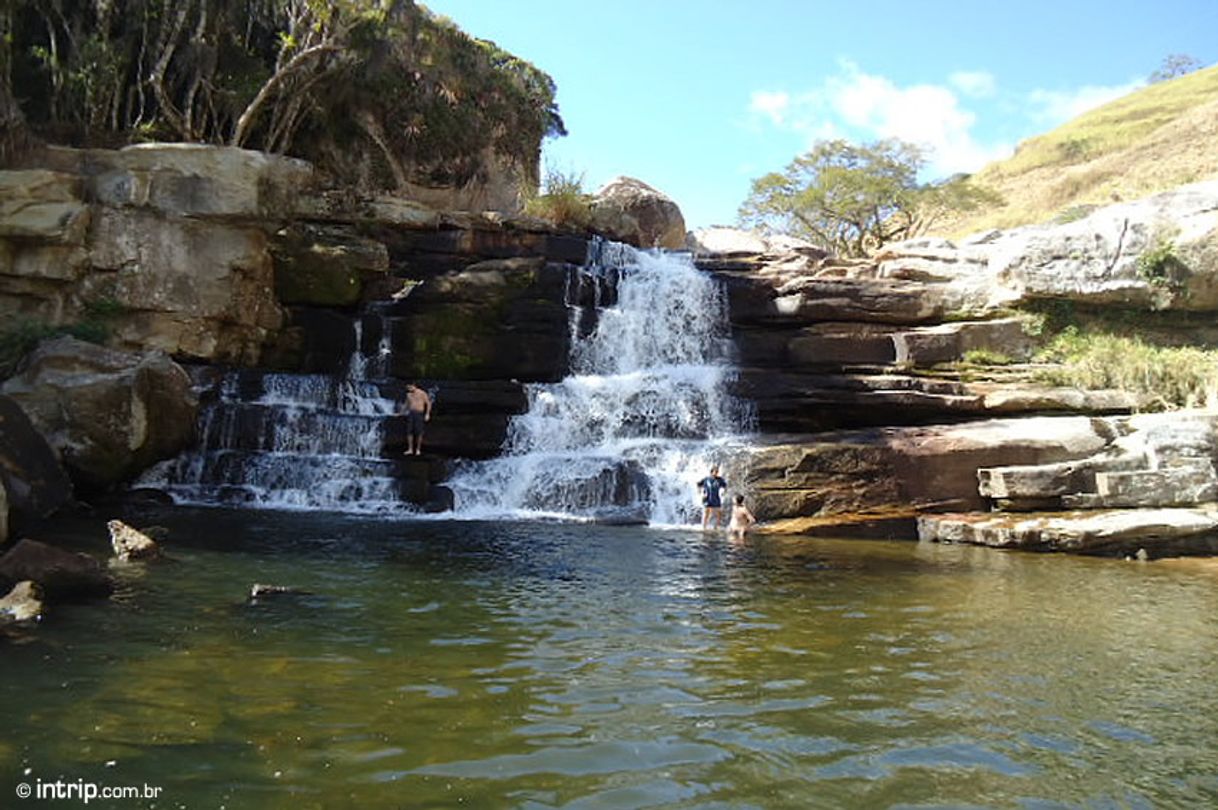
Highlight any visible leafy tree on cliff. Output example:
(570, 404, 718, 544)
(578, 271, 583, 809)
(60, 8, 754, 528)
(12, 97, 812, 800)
(739, 138, 999, 257)
(1, 0, 565, 188)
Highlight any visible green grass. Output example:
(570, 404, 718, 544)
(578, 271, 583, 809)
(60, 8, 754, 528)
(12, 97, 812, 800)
(992, 65, 1218, 177)
(943, 64, 1218, 236)
(962, 348, 1015, 366)
(1034, 327, 1218, 408)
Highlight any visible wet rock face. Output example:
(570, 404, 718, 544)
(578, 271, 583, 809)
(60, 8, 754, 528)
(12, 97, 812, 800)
(270, 224, 390, 307)
(385, 258, 577, 383)
(1, 337, 197, 492)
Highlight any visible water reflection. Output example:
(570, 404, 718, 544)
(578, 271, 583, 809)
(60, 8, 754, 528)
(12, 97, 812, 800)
(3, 509, 1218, 808)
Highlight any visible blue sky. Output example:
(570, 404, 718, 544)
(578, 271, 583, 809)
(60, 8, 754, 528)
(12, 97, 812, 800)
(424, 1, 1218, 229)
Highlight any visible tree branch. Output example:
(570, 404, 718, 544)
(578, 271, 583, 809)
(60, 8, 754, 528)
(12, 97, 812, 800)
(230, 41, 343, 148)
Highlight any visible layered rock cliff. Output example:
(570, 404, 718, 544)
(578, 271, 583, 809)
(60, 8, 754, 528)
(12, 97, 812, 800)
(3, 140, 1217, 557)
(695, 179, 1218, 554)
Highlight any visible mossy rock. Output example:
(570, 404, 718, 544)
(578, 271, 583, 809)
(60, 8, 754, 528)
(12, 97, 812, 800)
(271, 226, 388, 308)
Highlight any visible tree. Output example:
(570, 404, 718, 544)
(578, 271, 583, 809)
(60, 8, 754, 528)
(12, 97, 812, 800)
(1149, 54, 1204, 83)
(2, 0, 565, 188)
(0, 3, 34, 164)
(738, 138, 999, 257)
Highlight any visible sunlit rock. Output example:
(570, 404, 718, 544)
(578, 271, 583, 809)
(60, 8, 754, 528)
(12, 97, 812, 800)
(107, 519, 161, 562)
(0, 580, 43, 626)
(918, 507, 1218, 556)
(589, 177, 686, 249)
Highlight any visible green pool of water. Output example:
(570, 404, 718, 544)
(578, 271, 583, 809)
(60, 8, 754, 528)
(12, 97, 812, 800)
(4, 507, 1218, 808)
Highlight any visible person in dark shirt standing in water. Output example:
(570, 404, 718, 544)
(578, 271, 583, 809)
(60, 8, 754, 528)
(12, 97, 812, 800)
(699, 464, 728, 530)
(402, 383, 432, 456)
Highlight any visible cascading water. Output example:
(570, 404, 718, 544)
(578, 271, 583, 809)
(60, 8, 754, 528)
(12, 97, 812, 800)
(135, 315, 411, 514)
(448, 241, 753, 525)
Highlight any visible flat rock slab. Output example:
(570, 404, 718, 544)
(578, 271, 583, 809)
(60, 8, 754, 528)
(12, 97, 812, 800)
(918, 507, 1218, 556)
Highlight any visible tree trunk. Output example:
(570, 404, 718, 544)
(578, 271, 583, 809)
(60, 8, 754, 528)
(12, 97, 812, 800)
(0, 5, 35, 167)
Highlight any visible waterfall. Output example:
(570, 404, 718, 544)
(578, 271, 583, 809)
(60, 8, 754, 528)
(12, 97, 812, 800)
(448, 242, 752, 525)
(135, 317, 411, 514)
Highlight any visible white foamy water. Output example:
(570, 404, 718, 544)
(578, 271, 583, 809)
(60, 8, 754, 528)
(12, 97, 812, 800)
(135, 319, 410, 514)
(448, 242, 752, 525)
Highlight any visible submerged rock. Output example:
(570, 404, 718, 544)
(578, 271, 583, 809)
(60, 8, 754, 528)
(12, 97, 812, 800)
(107, 519, 161, 562)
(0, 580, 44, 626)
(248, 583, 314, 601)
(0, 538, 113, 600)
(589, 507, 650, 526)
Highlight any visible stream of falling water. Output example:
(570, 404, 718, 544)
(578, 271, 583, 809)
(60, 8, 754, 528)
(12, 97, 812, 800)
(447, 242, 753, 525)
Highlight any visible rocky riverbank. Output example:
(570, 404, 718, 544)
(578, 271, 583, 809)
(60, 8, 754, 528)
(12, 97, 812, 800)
(698, 178, 1218, 555)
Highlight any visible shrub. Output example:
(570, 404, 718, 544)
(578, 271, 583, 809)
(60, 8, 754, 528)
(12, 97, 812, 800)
(1136, 232, 1186, 287)
(524, 168, 592, 229)
(1034, 328, 1218, 408)
(0, 298, 126, 379)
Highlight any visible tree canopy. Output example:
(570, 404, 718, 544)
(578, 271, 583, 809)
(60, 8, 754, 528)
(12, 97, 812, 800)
(1149, 54, 1204, 84)
(0, 0, 565, 188)
(738, 138, 1000, 257)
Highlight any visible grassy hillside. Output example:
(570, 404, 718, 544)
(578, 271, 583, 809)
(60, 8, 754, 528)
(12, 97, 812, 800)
(945, 64, 1218, 236)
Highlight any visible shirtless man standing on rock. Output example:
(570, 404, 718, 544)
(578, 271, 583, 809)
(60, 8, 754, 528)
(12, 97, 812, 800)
(402, 383, 432, 456)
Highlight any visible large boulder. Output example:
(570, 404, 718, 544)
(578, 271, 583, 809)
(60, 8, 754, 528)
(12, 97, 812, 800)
(687, 227, 827, 260)
(0, 395, 73, 534)
(0, 539, 113, 600)
(2, 337, 197, 491)
(0, 145, 298, 365)
(589, 177, 686, 249)
(978, 412, 1218, 510)
(991, 179, 1218, 311)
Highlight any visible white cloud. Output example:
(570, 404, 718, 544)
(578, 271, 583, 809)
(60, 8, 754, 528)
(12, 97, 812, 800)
(1027, 80, 1144, 125)
(745, 61, 1011, 178)
(748, 90, 790, 126)
(744, 65, 1149, 183)
(949, 70, 997, 98)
